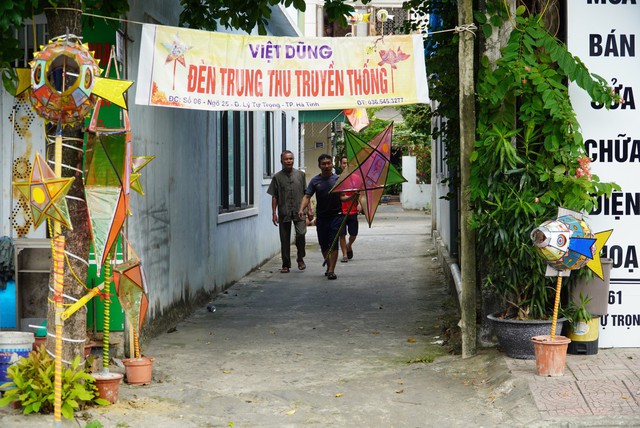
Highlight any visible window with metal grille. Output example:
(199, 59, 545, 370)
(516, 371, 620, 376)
(281, 111, 287, 151)
(374, 8, 411, 36)
(218, 111, 255, 213)
(12, 17, 49, 68)
(263, 111, 275, 178)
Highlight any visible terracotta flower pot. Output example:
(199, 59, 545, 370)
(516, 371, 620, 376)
(122, 357, 154, 385)
(531, 335, 571, 377)
(32, 336, 46, 350)
(92, 372, 123, 404)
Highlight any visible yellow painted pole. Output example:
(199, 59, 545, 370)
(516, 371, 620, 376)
(61, 285, 103, 321)
(550, 275, 563, 340)
(52, 236, 65, 426)
(53, 128, 65, 427)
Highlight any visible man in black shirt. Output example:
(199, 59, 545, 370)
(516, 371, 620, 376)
(299, 154, 342, 280)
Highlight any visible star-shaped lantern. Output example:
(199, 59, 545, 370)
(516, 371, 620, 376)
(13, 153, 74, 230)
(331, 123, 406, 226)
(130, 156, 155, 196)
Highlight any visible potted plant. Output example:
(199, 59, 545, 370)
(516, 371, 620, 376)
(571, 258, 613, 317)
(0, 346, 110, 416)
(563, 292, 600, 355)
(470, 8, 619, 358)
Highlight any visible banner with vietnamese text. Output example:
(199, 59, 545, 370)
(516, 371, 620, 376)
(135, 24, 429, 111)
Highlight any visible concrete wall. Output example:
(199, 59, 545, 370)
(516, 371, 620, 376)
(124, 0, 299, 323)
(430, 108, 455, 258)
(400, 155, 431, 210)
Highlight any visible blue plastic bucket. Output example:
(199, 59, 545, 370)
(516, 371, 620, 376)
(0, 280, 17, 328)
(0, 332, 34, 386)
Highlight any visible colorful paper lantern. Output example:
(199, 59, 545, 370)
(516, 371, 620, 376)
(531, 209, 613, 279)
(28, 37, 101, 125)
(12, 153, 73, 230)
(331, 123, 406, 226)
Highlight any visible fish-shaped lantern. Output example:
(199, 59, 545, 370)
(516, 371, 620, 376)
(531, 208, 612, 279)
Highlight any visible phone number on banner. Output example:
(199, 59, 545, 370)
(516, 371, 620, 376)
(356, 97, 405, 106)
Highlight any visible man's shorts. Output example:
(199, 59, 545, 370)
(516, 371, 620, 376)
(316, 215, 343, 252)
(339, 214, 359, 237)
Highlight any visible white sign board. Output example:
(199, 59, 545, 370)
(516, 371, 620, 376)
(567, 1, 640, 347)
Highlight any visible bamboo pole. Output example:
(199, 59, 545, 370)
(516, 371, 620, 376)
(53, 126, 64, 427)
(52, 235, 64, 426)
(550, 275, 563, 340)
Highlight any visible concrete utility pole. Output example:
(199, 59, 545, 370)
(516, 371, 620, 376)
(458, 0, 477, 358)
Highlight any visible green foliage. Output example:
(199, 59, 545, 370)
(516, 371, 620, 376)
(471, 13, 620, 320)
(403, 0, 459, 193)
(0, 0, 129, 94)
(0, 0, 38, 93)
(0, 346, 109, 419)
(396, 104, 431, 184)
(561, 293, 592, 329)
(179, 0, 371, 35)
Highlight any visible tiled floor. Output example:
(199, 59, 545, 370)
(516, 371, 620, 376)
(506, 349, 640, 418)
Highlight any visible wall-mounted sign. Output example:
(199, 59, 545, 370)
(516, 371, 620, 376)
(568, 2, 640, 347)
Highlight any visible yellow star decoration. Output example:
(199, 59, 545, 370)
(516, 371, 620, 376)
(130, 156, 155, 195)
(586, 229, 613, 280)
(92, 77, 135, 110)
(13, 153, 74, 231)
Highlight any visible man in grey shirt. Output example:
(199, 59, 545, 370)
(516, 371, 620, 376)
(268, 150, 312, 273)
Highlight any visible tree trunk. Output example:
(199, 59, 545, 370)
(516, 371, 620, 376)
(44, 3, 91, 364)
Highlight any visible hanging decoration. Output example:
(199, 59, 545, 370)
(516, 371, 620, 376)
(376, 9, 389, 22)
(331, 123, 406, 226)
(12, 152, 74, 230)
(85, 98, 132, 269)
(130, 156, 155, 196)
(348, 12, 371, 25)
(14, 35, 133, 125)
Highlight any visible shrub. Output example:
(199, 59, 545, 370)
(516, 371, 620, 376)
(0, 345, 109, 418)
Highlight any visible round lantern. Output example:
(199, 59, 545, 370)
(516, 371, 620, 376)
(376, 9, 389, 22)
(29, 37, 101, 125)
